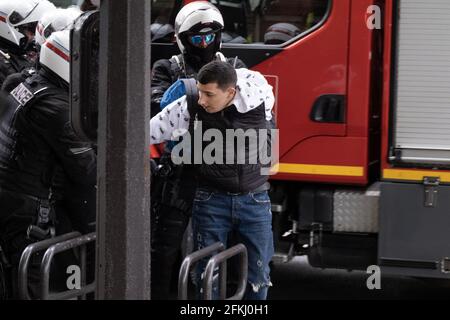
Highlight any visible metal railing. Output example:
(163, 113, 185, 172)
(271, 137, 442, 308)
(178, 242, 248, 300)
(178, 242, 225, 300)
(18, 231, 81, 300)
(40, 232, 96, 300)
(203, 244, 248, 300)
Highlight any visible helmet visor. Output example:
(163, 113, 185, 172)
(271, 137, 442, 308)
(187, 33, 216, 47)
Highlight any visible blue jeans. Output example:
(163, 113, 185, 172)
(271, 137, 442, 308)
(192, 189, 274, 300)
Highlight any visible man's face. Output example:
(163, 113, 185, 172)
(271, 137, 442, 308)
(17, 26, 35, 41)
(197, 82, 236, 113)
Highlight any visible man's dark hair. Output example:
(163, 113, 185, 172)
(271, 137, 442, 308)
(197, 60, 237, 91)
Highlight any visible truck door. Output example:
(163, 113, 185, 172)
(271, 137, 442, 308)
(218, 0, 375, 185)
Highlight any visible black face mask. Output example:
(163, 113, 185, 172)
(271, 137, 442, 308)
(18, 23, 38, 54)
(182, 32, 222, 70)
(19, 38, 38, 62)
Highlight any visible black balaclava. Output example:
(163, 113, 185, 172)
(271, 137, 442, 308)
(180, 23, 222, 71)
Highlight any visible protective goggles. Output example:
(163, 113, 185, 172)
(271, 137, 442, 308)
(188, 33, 216, 47)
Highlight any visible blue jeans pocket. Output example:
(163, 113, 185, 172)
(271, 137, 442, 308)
(250, 191, 271, 204)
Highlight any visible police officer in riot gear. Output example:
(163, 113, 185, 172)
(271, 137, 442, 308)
(34, 7, 82, 51)
(0, 29, 96, 299)
(32, 8, 94, 237)
(151, 1, 246, 117)
(2, 6, 82, 93)
(0, 4, 91, 245)
(0, 0, 56, 88)
(150, 1, 246, 299)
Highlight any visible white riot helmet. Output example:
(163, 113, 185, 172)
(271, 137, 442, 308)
(35, 7, 81, 47)
(7, 0, 55, 27)
(6, 0, 56, 50)
(174, 1, 224, 67)
(40, 29, 70, 83)
(0, 0, 25, 47)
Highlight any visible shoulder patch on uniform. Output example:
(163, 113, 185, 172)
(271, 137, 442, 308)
(11, 83, 34, 106)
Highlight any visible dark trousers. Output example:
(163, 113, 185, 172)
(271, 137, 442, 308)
(151, 164, 196, 300)
(53, 188, 97, 291)
(0, 190, 43, 299)
(0, 188, 96, 300)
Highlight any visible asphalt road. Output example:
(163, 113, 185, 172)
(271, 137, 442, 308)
(267, 256, 450, 300)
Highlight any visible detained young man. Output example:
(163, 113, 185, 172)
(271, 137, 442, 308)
(149, 61, 277, 300)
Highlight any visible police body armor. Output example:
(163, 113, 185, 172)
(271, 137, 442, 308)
(0, 76, 60, 299)
(0, 49, 33, 89)
(0, 76, 60, 196)
(0, 77, 60, 237)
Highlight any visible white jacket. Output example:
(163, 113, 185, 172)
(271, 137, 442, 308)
(149, 68, 275, 144)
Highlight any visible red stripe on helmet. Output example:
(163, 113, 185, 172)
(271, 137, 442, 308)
(0, 16, 6, 22)
(46, 41, 70, 62)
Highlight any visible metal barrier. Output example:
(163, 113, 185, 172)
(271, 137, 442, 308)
(18, 231, 81, 300)
(178, 242, 225, 300)
(40, 232, 96, 300)
(203, 244, 248, 300)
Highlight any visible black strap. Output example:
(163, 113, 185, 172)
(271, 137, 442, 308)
(175, 61, 200, 117)
(26, 196, 56, 241)
(26, 207, 55, 241)
(180, 78, 199, 116)
(37, 198, 51, 226)
(169, 54, 185, 80)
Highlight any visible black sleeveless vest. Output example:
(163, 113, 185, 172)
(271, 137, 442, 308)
(188, 101, 271, 193)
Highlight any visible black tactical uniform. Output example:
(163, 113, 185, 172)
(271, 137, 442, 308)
(0, 69, 96, 299)
(0, 43, 34, 90)
(1, 67, 36, 93)
(1, 69, 96, 234)
(150, 53, 246, 299)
